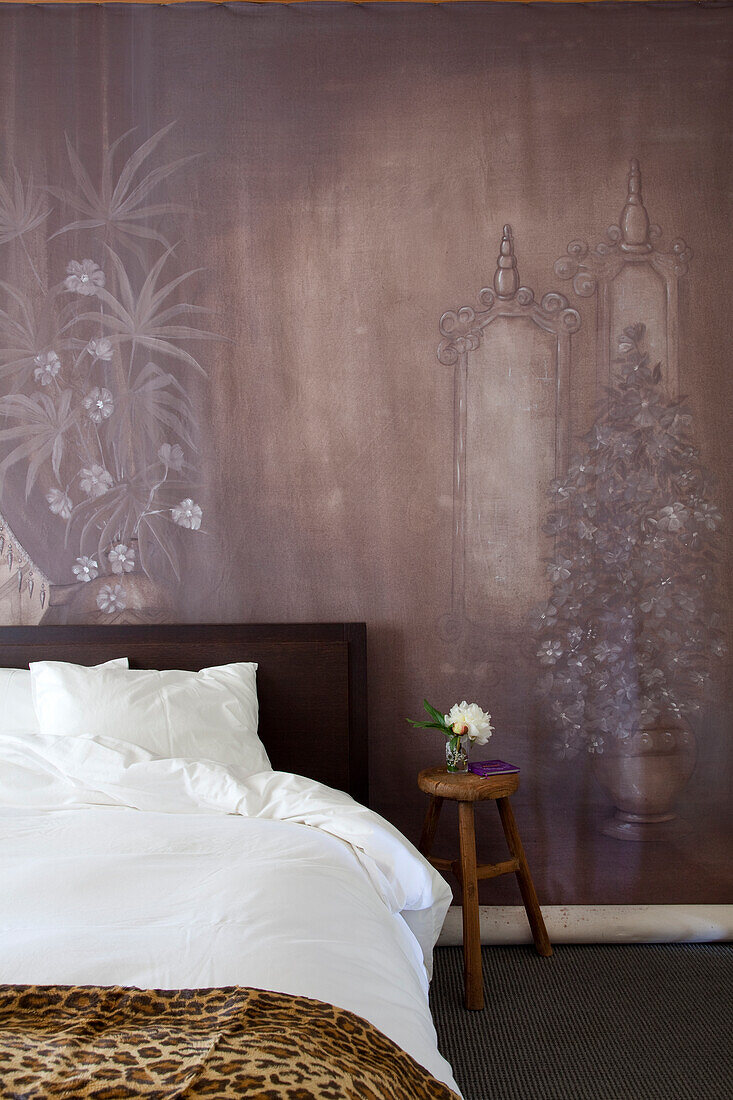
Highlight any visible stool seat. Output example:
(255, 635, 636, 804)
(418, 765, 519, 802)
(418, 764, 551, 1010)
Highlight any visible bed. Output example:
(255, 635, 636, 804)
(0, 622, 460, 1098)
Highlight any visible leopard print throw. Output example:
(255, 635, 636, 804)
(0, 984, 459, 1099)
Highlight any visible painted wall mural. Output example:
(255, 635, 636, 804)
(0, 2, 730, 904)
(0, 126, 215, 624)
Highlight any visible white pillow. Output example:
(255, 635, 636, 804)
(0, 659, 128, 734)
(29, 661, 270, 774)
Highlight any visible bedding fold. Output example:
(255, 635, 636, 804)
(0, 734, 460, 1094)
(0, 731, 452, 974)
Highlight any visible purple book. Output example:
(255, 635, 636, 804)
(468, 759, 520, 776)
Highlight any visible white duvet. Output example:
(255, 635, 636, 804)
(0, 732, 459, 1095)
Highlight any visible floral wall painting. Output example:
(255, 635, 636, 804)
(0, 2, 731, 904)
(533, 326, 725, 840)
(0, 126, 217, 624)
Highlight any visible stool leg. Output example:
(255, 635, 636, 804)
(418, 795, 444, 859)
(496, 796, 552, 957)
(458, 801, 484, 1010)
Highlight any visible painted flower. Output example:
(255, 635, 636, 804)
(33, 350, 61, 386)
(550, 581, 574, 608)
(656, 502, 689, 533)
(79, 464, 113, 498)
(529, 602, 558, 633)
(646, 432, 676, 461)
(586, 424, 614, 450)
(72, 555, 99, 583)
(567, 653, 590, 675)
(108, 543, 136, 575)
(612, 434, 636, 458)
(550, 699, 583, 730)
(567, 456, 594, 485)
(86, 337, 114, 361)
(546, 556, 572, 584)
(627, 393, 660, 428)
(444, 702, 493, 746)
(537, 640, 562, 666)
(587, 734, 604, 755)
(639, 589, 674, 617)
(553, 732, 580, 761)
(83, 387, 114, 423)
(171, 498, 202, 530)
(549, 478, 571, 503)
(593, 641, 621, 664)
(641, 667, 665, 689)
(158, 442, 184, 471)
(46, 487, 73, 520)
(694, 503, 721, 531)
(96, 584, 126, 614)
(64, 259, 105, 296)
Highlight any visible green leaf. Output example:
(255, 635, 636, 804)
(422, 699, 448, 728)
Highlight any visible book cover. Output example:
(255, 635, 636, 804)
(468, 759, 520, 776)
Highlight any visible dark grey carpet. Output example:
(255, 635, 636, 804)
(430, 944, 733, 1100)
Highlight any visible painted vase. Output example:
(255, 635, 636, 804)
(592, 725, 697, 840)
(446, 735, 469, 773)
(42, 570, 173, 625)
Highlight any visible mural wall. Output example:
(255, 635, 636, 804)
(0, 1, 731, 904)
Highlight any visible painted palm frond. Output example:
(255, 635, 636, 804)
(0, 122, 214, 601)
(0, 167, 50, 245)
(71, 246, 219, 376)
(0, 389, 78, 496)
(113, 361, 197, 475)
(68, 477, 146, 561)
(49, 124, 194, 257)
(68, 472, 181, 581)
(136, 509, 181, 582)
(0, 281, 75, 384)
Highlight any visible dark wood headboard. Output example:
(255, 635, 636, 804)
(0, 622, 368, 806)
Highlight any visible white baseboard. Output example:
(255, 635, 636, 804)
(437, 905, 733, 945)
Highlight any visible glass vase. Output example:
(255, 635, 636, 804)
(446, 735, 469, 773)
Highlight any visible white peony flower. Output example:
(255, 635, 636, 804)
(83, 387, 114, 423)
(444, 701, 494, 745)
(86, 337, 114, 361)
(33, 350, 61, 385)
(96, 584, 126, 614)
(72, 555, 99, 583)
(79, 465, 114, 498)
(46, 487, 73, 520)
(171, 498, 202, 530)
(108, 543, 136, 575)
(64, 259, 105, 296)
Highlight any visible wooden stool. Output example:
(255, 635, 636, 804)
(418, 766, 552, 1010)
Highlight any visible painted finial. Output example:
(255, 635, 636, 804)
(620, 158, 651, 252)
(494, 224, 520, 298)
